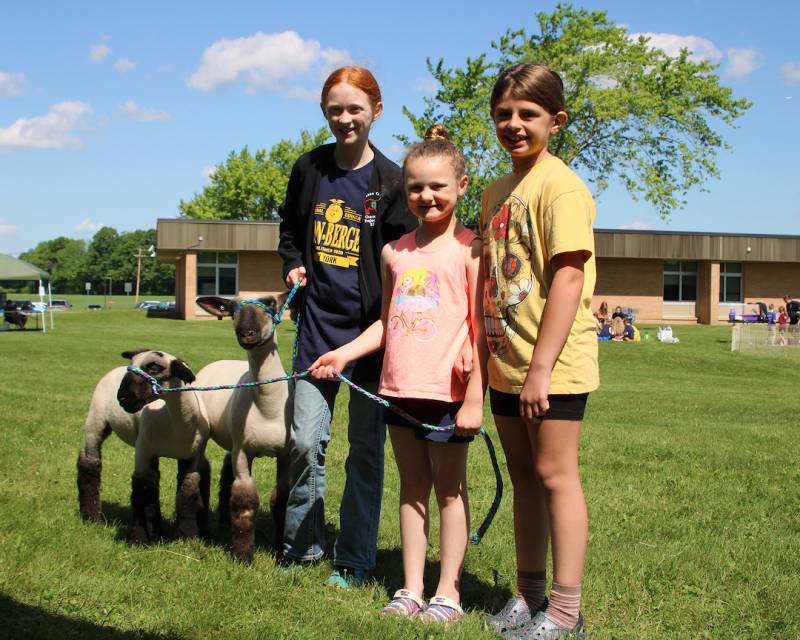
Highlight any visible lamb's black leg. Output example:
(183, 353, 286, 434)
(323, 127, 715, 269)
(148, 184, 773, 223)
(77, 450, 102, 522)
(197, 456, 211, 538)
(217, 453, 233, 527)
(175, 458, 202, 539)
(130, 465, 161, 544)
(230, 476, 259, 563)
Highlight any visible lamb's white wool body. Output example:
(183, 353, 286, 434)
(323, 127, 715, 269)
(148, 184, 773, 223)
(128, 358, 211, 474)
(78, 350, 212, 544)
(196, 356, 290, 457)
(83, 366, 139, 456)
(195, 295, 292, 562)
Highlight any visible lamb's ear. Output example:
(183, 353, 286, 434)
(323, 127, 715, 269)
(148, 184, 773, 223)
(274, 290, 290, 309)
(196, 296, 235, 317)
(122, 349, 151, 360)
(259, 295, 278, 311)
(170, 358, 196, 383)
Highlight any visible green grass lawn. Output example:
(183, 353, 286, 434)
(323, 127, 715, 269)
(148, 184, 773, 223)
(0, 312, 797, 639)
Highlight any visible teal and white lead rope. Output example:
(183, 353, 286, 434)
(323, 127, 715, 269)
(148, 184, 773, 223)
(126, 281, 502, 543)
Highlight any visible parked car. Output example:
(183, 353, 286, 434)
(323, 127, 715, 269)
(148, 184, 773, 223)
(49, 298, 72, 310)
(135, 300, 161, 309)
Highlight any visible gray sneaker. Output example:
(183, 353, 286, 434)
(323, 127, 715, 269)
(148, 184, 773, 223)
(505, 611, 585, 639)
(485, 596, 548, 637)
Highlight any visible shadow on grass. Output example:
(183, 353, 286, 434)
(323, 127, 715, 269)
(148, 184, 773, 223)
(372, 547, 512, 614)
(99, 499, 286, 559)
(0, 592, 182, 640)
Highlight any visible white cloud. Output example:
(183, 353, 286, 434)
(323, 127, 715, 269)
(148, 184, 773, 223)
(782, 62, 800, 84)
(414, 76, 439, 94)
(115, 58, 137, 73)
(386, 143, 405, 163)
(723, 48, 765, 79)
(187, 31, 351, 96)
(75, 218, 103, 234)
(590, 75, 618, 89)
(201, 165, 217, 182)
(630, 32, 722, 63)
(0, 220, 18, 236)
(0, 71, 26, 97)
(619, 220, 650, 230)
(0, 102, 92, 150)
(118, 100, 170, 122)
(90, 43, 112, 63)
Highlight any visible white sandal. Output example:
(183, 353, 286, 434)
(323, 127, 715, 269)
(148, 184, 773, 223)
(419, 595, 464, 624)
(380, 589, 427, 617)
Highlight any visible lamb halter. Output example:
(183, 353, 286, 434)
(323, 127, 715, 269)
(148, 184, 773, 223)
(125, 281, 503, 544)
(231, 283, 301, 343)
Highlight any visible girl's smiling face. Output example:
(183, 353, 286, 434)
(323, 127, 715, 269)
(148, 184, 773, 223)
(321, 82, 381, 148)
(492, 93, 566, 172)
(404, 156, 468, 226)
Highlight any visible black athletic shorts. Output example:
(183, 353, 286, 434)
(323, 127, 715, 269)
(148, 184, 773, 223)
(489, 388, 589, 421)
(383, 396, 474, 444)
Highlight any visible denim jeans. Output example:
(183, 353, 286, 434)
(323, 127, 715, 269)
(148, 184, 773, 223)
(282, 376, 386, 571)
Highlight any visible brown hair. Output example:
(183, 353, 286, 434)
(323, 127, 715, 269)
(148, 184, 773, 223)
(403, 124, 466, 177)
(490, 62, 565, 117)
(321, 66, 382, 109)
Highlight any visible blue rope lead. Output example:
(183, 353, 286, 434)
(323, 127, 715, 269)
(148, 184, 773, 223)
(332, 372, 502, 544)
(125, 295, 503, 544)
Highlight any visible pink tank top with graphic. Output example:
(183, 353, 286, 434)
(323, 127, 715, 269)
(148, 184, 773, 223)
(379, 227, 478, 402)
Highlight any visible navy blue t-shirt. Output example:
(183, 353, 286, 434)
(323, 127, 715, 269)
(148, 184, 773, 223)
(295, 161, 374, 374)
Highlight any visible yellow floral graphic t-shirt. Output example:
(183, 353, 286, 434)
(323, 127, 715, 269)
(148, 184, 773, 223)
(481, 156, 599, 395)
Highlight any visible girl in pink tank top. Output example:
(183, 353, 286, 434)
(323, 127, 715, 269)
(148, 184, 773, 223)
(310, 125, 487, 624)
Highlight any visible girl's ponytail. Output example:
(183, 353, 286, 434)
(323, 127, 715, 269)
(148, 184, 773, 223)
(404, 124, 465, 176)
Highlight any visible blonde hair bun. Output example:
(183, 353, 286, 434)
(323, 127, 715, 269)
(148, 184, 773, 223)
(423, 124, 450, 141)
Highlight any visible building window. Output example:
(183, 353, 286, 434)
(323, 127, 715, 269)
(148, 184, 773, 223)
(197, 251, 238, 296)
(663, 261, 697, 302)
(719, 262, 743, 303)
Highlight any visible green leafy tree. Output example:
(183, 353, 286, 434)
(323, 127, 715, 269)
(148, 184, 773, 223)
(19, 237, 87, 293)
(81, 227, 175, 295)
(179, 128, 331, 220)
(402, 3, 751, 224)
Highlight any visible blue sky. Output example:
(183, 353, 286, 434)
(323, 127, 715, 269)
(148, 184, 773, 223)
(1, 0, 798, 256)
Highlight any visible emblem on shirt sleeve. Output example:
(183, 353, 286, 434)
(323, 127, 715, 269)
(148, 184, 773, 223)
(363, 192, 380, 226)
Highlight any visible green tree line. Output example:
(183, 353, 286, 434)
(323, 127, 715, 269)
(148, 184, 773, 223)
(16, 227, 175, 295)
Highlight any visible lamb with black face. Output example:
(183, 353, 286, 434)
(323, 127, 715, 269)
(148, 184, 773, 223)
(117, 350, 195, 412)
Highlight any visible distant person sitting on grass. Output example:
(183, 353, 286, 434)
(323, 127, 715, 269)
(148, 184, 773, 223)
(611, 316, 626, 341)
(611, 305, 625, 319)
(622, 317, 637, 341)
(597, 320, 612, 340)
(594, 301, 609, 324)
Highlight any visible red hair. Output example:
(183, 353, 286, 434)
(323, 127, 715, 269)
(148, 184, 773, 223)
(321, 66, 382, 109)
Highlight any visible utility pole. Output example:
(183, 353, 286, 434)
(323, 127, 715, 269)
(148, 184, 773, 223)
(134, 245, 155, 305)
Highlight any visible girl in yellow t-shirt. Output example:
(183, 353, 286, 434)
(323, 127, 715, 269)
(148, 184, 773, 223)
(481, 63, 599, 640)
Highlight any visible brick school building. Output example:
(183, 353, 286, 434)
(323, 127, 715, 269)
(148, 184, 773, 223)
(156, 219, 800, 325)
